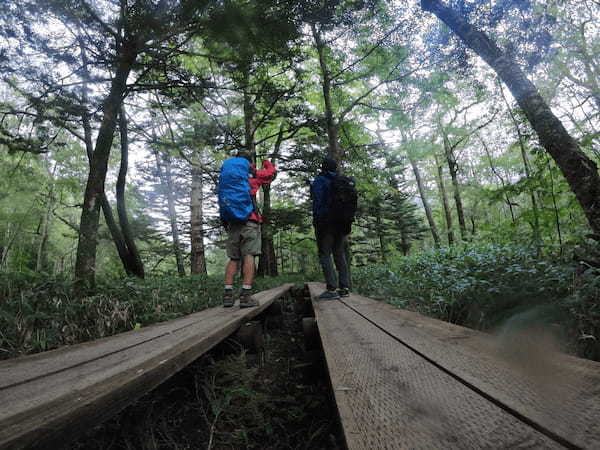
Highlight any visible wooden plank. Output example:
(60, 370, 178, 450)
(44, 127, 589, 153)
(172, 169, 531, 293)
(337, 287, 600, 449)
(0, 309, 224, 389)
(307, 283, 560, 450)
(0, 284, 293, 450)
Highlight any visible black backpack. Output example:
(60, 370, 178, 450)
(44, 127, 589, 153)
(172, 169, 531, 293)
(329, 175, 358, 232)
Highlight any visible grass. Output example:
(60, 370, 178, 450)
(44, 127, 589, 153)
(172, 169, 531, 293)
(0, 272, 308, 360)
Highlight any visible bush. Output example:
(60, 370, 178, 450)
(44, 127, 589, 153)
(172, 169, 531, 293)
(0, 272, 305, 360)
(559, 268, 600, 360)
(353, 244, 600, 360)
(353, 244, 571, 329)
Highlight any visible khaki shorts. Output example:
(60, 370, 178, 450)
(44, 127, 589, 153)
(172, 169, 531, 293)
(226, 221, 262, 259)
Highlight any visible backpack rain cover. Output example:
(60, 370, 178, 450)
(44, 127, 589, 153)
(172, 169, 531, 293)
(218, 157, 253, 224)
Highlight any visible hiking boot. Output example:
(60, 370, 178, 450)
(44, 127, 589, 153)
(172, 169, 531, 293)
(318, 289, 340, 300)
(337, 288, 350, 298)
(223, 290, 234, 308)
(239, 289, 259, 308)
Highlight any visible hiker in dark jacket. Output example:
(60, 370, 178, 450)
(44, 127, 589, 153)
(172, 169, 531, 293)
(220, 151, 276, 308)
(310, 157, 351, 299)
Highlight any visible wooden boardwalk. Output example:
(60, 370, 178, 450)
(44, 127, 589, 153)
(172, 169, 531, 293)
(2, 281, 599, 449)
(0, 284, 293, 450)
(307, 282, 600, 449)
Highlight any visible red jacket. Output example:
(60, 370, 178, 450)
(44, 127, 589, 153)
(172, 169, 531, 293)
(248, 160, 276, 223)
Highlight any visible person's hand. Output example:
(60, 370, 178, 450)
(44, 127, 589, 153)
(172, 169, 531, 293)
(263, 160, 277, 180)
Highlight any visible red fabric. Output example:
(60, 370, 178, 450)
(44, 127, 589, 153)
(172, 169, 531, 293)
(248, 160, 276, 223)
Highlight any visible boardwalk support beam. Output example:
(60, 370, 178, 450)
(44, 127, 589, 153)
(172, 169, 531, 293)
(235, 321, 264, 354)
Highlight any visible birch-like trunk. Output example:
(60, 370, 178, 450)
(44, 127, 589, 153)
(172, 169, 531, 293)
(435, 153, 455, 245)
(80, 44, 136, 278)
(408, 155, 441, 247)
(442, 133, 467, 241)
(190, 153, 207, 275)
(36, 181, 54, 272)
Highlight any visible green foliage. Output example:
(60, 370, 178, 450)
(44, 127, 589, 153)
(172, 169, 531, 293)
(0, 273, 305, 359)
(353, 244, 600, 360)
(353, 244, 571, 328)
(562, 268, 600, 361)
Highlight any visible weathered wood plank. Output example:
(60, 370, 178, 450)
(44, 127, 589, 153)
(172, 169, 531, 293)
(0, 284, 293, 450)
(307, 283, 561, 449)
(339, 288, 600, 449)
(0, 309, 223, 389)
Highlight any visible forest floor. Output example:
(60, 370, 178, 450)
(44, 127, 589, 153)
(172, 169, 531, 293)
(67, 287, 344, 450)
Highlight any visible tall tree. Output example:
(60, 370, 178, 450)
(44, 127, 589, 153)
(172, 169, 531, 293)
(309, 17, 411, 165)
(404, 139, 441, 247)
(80, 40, 143, 278)
(190, 150, 207, 275)
(1, 0, 209, 288)
(434, 152, 455, 245)
(201, 0, 307, 276)
(421, 0, 600, 238)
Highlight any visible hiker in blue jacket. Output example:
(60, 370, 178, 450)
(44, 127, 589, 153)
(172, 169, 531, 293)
(310, 157, 351, 299)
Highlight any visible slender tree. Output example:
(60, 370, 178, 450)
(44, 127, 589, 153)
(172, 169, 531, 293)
(190, 148, 207, 275)
(116, 106, 144, 278)
(434, 152, 455, 245)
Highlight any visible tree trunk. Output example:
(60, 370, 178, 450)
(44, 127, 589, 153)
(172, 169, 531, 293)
(163, 155, 186, 276)
(75, 38, 138, 290)
(117, 106, 144, 278)
(547, 158, 564, 255)
(257, 183, 278, 276)
(258, 124, 284, 277)
(36, 182, 54, 273)
(0, 224, 10, 269)
(312, 23, 341, 164)
(500, 86, 541, 247)
(278, 232, 284, 273)
(400, 228, 410, 256)
(442, 132, 467, 241)
(80, 56, 135, 278)
(242, 66, 256, 157)
(435, 153, 454, 245)
(409, 155, 441, 247)
(375, 207, 387, 263)
(422, 0, 600, 236)
(190, 153, 207, 275)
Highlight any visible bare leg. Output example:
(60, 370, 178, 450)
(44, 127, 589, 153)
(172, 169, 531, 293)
(225, 260, 238, 285)
(242, 255, 255, 286)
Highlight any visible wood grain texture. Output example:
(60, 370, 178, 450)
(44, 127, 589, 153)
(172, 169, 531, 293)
(307, 283, 563, 449)
(0, 284, 293, 450)
(339, 288, 600, 449)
